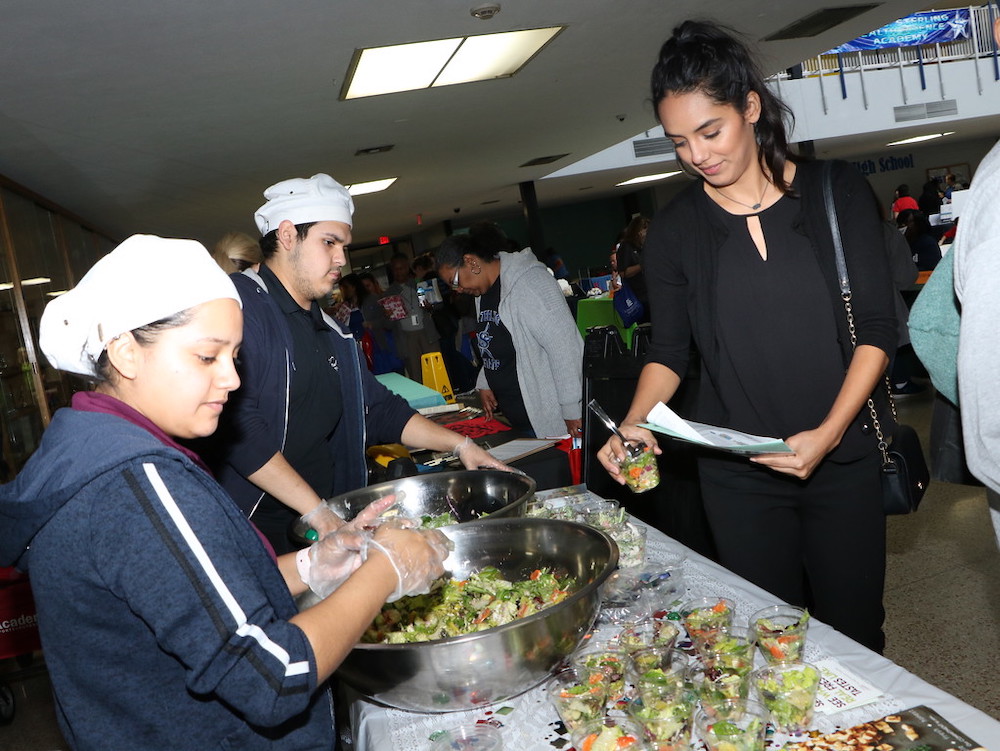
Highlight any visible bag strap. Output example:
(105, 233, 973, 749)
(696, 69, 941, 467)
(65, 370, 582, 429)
(820, 161, 895, 466)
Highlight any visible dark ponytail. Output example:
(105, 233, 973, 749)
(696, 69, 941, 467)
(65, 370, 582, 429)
(650, 21, 798, 195)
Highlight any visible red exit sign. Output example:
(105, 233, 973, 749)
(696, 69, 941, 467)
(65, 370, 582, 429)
(378, 235, 391, 245)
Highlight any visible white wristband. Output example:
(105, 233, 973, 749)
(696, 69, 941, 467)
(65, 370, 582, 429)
(296, 547, 312, 585)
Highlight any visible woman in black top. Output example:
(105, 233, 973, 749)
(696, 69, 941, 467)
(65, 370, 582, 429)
(598, 21, 896, 652)
(614, 215, 651, 320)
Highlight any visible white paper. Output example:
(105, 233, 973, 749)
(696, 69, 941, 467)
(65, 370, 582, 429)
(812, 657, 884, 714)
(486, 439, 557, 463)
(641, 402, 792, 454)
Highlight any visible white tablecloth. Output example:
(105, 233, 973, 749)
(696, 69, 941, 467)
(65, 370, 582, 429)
(348, 520, 1000, 749)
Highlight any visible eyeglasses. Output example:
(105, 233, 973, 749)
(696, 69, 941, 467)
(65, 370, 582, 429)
(450, 265, 461, 289)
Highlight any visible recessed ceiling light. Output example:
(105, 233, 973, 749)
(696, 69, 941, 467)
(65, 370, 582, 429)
(346, 178, 397, 196)
(520, 154, 570, 167)
(886, 131, 954, 146)
(355, 144, 394, 156)
(341, 27, 564, 100)
(616, 171, 682, 187)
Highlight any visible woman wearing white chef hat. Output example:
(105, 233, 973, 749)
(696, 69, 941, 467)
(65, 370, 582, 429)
(0, 234, 449, 750)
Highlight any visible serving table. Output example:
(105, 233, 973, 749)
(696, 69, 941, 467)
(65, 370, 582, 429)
(347, 517, 1000, 749)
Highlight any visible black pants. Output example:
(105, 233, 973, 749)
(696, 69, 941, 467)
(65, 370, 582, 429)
(699, 452, 886, 653)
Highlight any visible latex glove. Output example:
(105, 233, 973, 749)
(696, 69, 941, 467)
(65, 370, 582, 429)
(299, 527, 371, 599)
(341, 493, 409, 532)
(453, 436, 514, 472)
(363, 526, 452, 602)
(300, 502, 345, 540)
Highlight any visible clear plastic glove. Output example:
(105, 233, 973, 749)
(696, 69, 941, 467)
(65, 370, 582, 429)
(363, 526, 453, 602)
(453, 436, 514, 473)
(300, 502, 345, 540)
(341, 493, 409, 532)
(301, 527, 371, 599)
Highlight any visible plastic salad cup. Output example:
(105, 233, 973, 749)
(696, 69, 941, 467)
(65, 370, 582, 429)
(429, 723, 504, 751)
(618, 443, 660, 493)
(626, 646, 690, 703)
(750, 605, 810, 665)
(752, 661, 820, 734)
(628, 689, 695, 751)
(693, 651, 754, 706)
(697, 626, 757, 664)
(619, 617, 680, 655)
(570, 715, 653, 751)
(681, 597, 735, 652)
(694, 698, 767, 751)
(572, 646, 629, 706)
(547, 666, 609, 734)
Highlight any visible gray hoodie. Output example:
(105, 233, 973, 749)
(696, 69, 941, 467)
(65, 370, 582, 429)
(475, 249, 583, 437)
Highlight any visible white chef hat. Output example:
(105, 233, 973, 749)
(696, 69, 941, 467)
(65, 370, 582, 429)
(253, 173, 355, 235)
(40, 234, 242, 377)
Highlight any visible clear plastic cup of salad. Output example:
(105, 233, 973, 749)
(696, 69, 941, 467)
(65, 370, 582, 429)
(681, 597, 735, 653)
(619, 617, 681, 656)
(626, 646, 691, 704)
(751, 661, 820, 734)
(694, 698, 767, 751)
(570, 715, 653, 751)
(618, 442, 660, 493)
(546, 666, 609, 734)
(571, 645, 630, 707)
(697, 625, 757, 664)
(628, 686, 695, 751)
(750, 605, 810, 665)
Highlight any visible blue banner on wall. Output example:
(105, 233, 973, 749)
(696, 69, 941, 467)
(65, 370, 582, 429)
(827, 9, 970, 53)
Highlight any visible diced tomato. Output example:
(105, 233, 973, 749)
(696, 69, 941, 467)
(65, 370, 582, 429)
(768, 644, 786, 659)
(517, 602, 531, 618)
(711, 601, 728, 613)
(473, 608, 492, 624)
(617, 736, 638, 749)
(777, 634, 797, 643)
(628, 466, 642, 479)
(530, 569, 542, 580)
(581, 734, 596, 751)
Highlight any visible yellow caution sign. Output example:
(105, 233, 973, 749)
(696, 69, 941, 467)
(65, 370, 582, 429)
(421, 351, 455, 404)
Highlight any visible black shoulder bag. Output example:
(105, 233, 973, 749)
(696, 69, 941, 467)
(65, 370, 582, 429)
(821, 161, 929, 514)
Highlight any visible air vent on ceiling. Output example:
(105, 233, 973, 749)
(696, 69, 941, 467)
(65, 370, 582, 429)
(632, 137, 675, 159)
(762, 5, 878, 41)
(894, 99, 958, 122)
(520, 153, 569, 167)
(355, 144, 394, 156)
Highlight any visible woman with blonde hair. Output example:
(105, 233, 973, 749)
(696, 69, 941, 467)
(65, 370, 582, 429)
(213, 230, 263, 274)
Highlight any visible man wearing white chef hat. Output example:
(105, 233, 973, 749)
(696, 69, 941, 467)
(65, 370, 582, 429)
(207, 173, 509, 553)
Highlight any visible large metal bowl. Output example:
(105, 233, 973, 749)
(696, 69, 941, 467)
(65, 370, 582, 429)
(291, 470, 535, 544)
(335, 516, 619, 713)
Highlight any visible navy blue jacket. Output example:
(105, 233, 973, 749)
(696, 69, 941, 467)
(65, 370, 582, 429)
(0, 409, 334, 750)
(210, 269, 415, 517)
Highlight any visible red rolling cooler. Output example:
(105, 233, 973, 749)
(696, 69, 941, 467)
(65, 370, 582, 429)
(0, 566, 42, 725)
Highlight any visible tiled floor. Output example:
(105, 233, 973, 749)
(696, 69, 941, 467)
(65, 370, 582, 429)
(1, 383, 998, 748)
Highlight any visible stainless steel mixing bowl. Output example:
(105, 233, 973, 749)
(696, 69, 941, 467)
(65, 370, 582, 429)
(334, 516, 619, 713)
(290, 470, 536, 544)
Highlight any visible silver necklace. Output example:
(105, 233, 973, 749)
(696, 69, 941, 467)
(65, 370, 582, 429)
(713, 180, 770, 211)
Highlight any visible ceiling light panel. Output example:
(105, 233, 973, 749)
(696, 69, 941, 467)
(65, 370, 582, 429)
(347, 178, 397, 196)
(341, 27, 563, 100)
(434, 27, 563, 87)
(343, 39, 462, 99)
